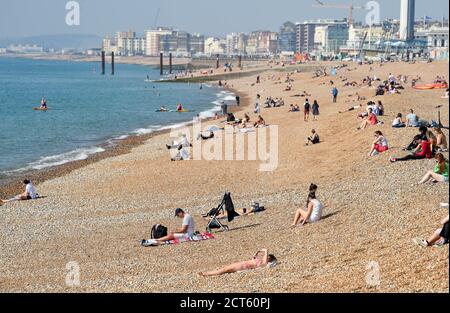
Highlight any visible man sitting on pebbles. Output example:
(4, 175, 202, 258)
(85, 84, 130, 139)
(1, 179, 38, 205)
(147, 208, 196, 246)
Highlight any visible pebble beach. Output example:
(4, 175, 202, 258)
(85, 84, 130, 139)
(0, 60, 448, 293)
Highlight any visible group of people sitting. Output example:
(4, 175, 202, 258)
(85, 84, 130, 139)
(357, 101, 384, 130)
(263, 97, 285, 108)
(392, 109, 430, 128)
(226, 112, 266, 129)
(390, 126, 448, 163)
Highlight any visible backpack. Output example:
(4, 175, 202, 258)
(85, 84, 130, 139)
(151, 224, 168, 239)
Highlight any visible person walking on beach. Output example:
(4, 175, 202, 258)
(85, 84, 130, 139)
(312, 100, 320, 121)
(1, 180, 38, 204)
(255, 94, 261, 114)
(236, 95, 241, 106)
(199, 249, 277, 277)
(220, 101, 228, 116)
(304, 99, 311, 122)
(332, 87, 339, 103)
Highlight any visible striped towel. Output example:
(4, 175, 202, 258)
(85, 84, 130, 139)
(141, 232, 215, 247)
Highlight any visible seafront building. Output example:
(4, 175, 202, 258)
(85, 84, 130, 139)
(6, 44, 44, 54)
(278, 22, 297, 53)
(98, 0, 447, 60)
(205, 37, 226, 56)
(225, 33, 248, 56)
(296, 19, 349, 54)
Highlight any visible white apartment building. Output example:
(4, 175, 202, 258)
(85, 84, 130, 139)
(144, 28, 173, 56)
(204, 37, 226, 56)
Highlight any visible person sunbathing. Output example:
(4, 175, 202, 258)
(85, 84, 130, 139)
(197, 131, 215, 141)
(369, 131, 389, 156)
(240, 113, 251, 128)
(166, 134, 191, 150)
(434, 128, 448, 152)
(390, 139, 432, 163)
(171, 147, 190, 161)
(413, 215, 449, 248)
(199, 249, 277, 277)
(1, 179, 38, 204)
(254, 116, 266, 128)
(357, 108, 378, 130)
(292, 192, 323, 226)
(419, 153, 449, 184)
(339, 104, 362, 113)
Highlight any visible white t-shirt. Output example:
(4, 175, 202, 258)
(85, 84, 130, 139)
(182, 214, 195, 236)
(26, 183, 37, 199)
(309, 199, 323, 223)
(406, 114, 418, 126)
(176, 137, 190, 147)
(179, 148, 190, 160)
(392, 117, 403, 126)
(379, 136, 388, 147)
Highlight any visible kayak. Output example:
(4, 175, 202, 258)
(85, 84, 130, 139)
(156, 109, 192, 113)
(413, 83, 448, 90)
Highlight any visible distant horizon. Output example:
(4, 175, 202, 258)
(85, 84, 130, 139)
(1, 0, 448, 39)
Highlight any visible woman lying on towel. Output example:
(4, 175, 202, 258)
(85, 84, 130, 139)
(199, 249, 277, 277)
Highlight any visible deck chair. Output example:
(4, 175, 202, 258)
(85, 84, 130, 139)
(205, 192, 239, 233)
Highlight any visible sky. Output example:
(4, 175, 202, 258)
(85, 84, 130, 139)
(0, 0, 448, 38)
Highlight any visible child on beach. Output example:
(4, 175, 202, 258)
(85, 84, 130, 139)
(1, 180, 38, 204)
(199, 249, 277, 276)
(369, 131, 389, 156)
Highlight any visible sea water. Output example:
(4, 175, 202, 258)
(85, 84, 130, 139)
(0, 57, 233, 176)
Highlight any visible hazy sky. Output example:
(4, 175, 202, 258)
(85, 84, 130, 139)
(0, 0, 448, 38)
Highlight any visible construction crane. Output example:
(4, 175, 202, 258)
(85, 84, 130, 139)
(313, 0, 366, 26)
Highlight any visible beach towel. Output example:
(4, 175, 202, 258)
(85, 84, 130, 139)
(141, 232, 215, 247)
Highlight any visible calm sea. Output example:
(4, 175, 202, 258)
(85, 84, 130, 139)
(0, 57, 233, 176)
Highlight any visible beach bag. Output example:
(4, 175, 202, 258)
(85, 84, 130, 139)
(151, 224, 168, 239)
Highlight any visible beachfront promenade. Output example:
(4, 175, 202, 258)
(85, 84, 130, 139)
(0, 60, 448, 292)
